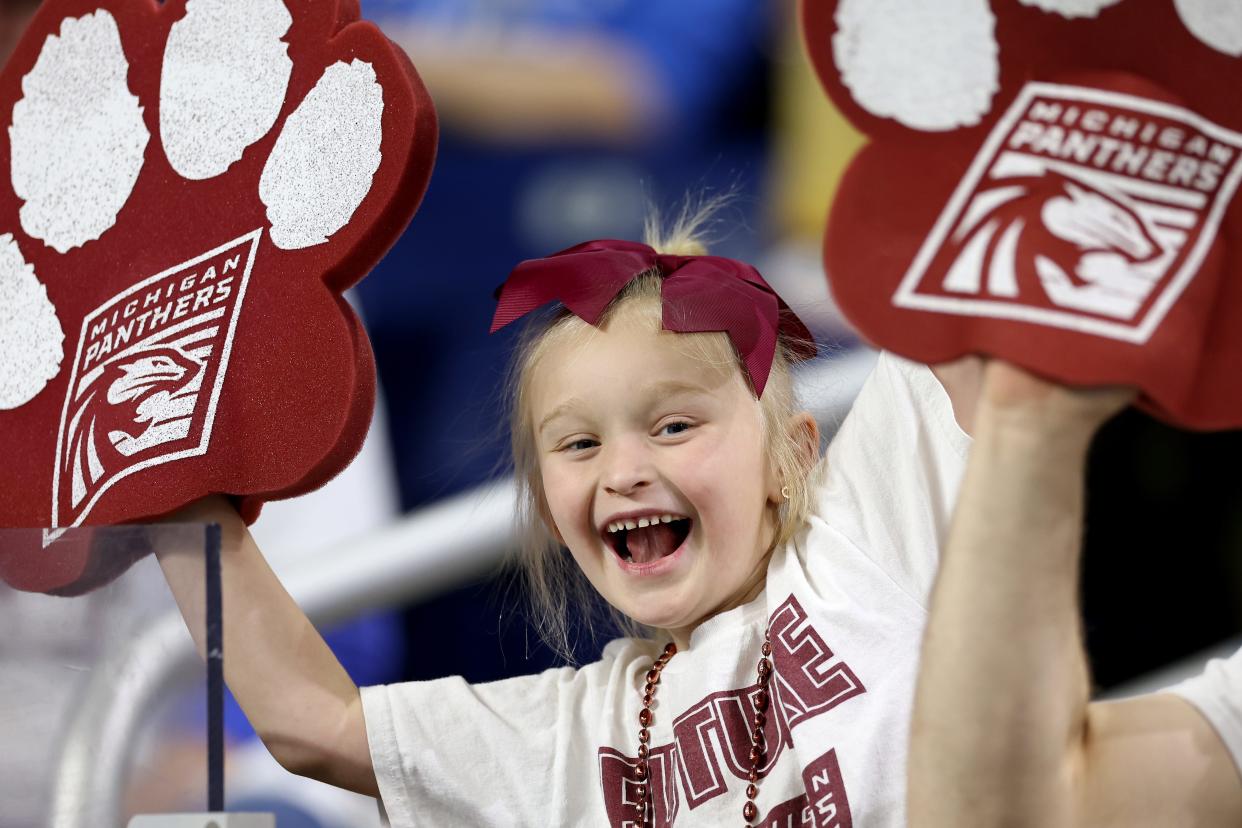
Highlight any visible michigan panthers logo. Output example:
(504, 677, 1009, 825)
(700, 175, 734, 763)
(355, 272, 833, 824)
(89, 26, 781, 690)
(50, 230, 260, 538)
(66, 345, 203, 500)
(895, 82, 1242, 343)
(942, 172, 1163, 320)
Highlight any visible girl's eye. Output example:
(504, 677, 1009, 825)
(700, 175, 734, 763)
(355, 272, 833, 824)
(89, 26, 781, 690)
(563, 438, 599, 452)
(660, 421, 693, 437)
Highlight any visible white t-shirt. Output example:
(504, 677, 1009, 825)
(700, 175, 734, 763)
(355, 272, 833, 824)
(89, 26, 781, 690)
(361, 352, 971, 826)
(1168, 649, 1242, 772)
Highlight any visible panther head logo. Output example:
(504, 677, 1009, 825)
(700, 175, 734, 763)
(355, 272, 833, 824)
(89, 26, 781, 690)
(98, 346, 202, 452)
(65, 345, 202, 510)
(944, 172, 1165, 319)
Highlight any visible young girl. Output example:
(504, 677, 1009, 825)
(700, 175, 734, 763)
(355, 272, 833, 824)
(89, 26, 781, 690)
(162, 213, 987, 826)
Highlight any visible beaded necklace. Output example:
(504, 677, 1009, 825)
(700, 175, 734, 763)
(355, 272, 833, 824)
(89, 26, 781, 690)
(634, 626, 774, 826)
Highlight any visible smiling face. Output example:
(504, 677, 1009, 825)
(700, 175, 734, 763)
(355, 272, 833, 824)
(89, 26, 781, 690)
(527, 303, 783, 646)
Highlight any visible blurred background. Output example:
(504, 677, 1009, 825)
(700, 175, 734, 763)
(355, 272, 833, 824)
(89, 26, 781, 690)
(0, 0, 1240, 826)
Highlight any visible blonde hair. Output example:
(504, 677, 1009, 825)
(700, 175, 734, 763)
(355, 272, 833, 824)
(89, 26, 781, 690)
(506, 208, 820, 661)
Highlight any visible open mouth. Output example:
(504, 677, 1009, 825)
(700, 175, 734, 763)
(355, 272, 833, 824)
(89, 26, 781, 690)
(604, 514, 692, 565)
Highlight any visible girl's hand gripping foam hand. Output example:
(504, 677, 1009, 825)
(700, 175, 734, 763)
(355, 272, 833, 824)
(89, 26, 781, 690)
(0, 0, 437, 594)
(802, 0, 1242, 429)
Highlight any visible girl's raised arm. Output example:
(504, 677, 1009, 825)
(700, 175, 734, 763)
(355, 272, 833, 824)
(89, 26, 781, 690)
(155, 495, 379, 798)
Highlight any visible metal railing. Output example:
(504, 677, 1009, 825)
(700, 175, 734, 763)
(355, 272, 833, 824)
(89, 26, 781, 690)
(48, 479, 518, 827)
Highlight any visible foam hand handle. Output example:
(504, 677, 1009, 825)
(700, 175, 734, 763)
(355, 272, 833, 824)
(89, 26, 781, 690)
(803, 0, 1242, 430)
(0, 0, 437, 593)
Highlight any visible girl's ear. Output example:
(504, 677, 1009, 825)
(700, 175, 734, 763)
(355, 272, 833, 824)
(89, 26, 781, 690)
(767, 411, 821, 503)
(790, 411, 821, 475)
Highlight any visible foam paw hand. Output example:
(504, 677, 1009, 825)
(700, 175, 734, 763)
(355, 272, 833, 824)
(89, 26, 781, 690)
(0, 0, 436, 593)
(803, 0, 1242, 429)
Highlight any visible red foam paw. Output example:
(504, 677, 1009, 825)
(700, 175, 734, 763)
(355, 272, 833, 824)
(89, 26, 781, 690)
(803, 0, 1242, 429)
(0, 0, 437, 592)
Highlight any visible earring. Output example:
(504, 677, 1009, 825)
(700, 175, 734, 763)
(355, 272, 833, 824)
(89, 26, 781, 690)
(780, 485, 790, 500)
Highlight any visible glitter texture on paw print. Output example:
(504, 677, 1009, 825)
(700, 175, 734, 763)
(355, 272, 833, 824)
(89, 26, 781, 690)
(833, 0, 999, 131)
(1173, 0, 1242, 57)
(260, 60, 385, 250)
(0, 233, 64, 409)
(160, 0, 294, 180)
(1016, 0, 1126, 19)
(10, 11, 149, 254)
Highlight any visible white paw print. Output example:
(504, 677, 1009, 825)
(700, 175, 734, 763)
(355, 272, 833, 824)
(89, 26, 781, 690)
(0, 233, 63, 408)
(0, 0, 387, 410)
(831, 0, 1242, 132)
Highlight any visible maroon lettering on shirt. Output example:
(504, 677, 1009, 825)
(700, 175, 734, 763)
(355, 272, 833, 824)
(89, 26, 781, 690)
(672, 680, 793, 807)
(598, 595, 866, 825)
(760, 793, 813, 827)
(599, 742, 680, 827)
(770, 596, 867, 728)
(800, 749, 853, 828)
(754, 749, 854, 828)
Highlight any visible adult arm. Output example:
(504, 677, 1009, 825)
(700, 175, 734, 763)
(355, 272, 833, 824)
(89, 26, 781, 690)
(155, 496, 378, 797)
(909, 361, 1242, 827)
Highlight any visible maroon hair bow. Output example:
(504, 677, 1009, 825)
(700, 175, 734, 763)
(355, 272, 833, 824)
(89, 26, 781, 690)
(490, 239, 816, 397)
